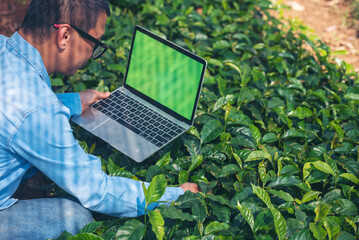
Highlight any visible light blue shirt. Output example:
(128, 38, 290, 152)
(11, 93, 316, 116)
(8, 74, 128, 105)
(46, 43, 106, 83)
(0, 32, 184, 217)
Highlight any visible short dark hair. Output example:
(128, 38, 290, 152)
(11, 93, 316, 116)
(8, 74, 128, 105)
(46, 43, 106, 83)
(20, 0, 110, 43)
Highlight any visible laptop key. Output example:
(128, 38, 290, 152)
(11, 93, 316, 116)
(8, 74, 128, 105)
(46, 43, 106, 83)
(168, 131, 177, 137)
(154, 135, 166, 144)
(99, 102, 109, 108)
(114, 118, 141, 135)
(155, 142, 164, 147)
(163, 133, 172, 140)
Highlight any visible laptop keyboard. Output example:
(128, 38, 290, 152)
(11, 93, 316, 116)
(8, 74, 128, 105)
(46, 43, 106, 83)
(91, 90, 185, 148)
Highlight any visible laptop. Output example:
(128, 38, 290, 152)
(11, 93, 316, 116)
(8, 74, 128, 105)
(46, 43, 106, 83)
(72, 25, 207, 162)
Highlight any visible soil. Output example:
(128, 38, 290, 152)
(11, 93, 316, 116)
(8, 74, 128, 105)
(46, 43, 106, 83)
(278, 0, 359, 71)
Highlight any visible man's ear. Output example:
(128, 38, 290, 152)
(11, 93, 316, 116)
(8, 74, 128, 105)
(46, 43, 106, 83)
(55, 24, 71, 50)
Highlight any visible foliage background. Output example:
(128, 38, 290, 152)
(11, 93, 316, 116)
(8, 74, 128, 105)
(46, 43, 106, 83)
(52, 0, 359, 239)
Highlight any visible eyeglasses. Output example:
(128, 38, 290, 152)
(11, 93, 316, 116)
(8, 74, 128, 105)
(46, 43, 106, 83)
(53, 24, 108, 59)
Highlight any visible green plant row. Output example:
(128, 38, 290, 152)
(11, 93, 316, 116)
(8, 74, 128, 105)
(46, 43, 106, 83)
(52, 0, 359, 239)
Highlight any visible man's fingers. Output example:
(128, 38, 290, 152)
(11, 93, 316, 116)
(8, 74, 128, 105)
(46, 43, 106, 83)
(95, 91, 111, 100)
(179, 183, 199, 193)
(79, 89, 111, 114)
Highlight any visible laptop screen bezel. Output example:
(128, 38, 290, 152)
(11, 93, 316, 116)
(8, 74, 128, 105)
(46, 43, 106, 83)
(123, 25, 207, 126)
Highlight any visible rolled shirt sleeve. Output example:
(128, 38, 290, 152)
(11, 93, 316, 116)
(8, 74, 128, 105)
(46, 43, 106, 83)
(56, 93, 82, 117)
(9, 104, 183, 217)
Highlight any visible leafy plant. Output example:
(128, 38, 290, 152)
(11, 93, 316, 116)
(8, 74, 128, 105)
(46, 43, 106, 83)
(52, 0, 359, 239)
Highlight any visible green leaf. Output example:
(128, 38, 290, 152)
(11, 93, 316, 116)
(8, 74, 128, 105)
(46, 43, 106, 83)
(145, 165, 162, 182)
(184, 236, 200, 240)
(148, 209, 165, 240)
(89, 61, 101, 74)
(159, 205, 195, 221)
(176, 191, 202, 209)
(188, 154, 203, 172)
(187, 126, 201, 140)
(155, 14, 170, 25)
(309, 222, 327, 240)
(340, 173, 359, 184)
(207, 58, 224, 68)
(271, 106, 293, 128)
(213, 95, 236, 112)
(252, 184, 272, 208)
(258, 161, 267, 184)
(230, 136, 257, 149)
(282, 129, 306, 139)
(270, 207, 287, 240)
(249, 124, 261, 145)
(268, 189, 294, 202)
(325, 155, 338, 175)
(262, 133, 278, 144)
(51, 78, 64, 86)
(106, 157, 121, 175)
(69, 233, 103, 240)
(211, 204, 231, 223)
(245, 151, 272, 162)
(329, 121, 345, 142)
(238, 87, 255, 104)
(178, 170, 189, 185)
(206, 194, 231, 207)
(253, 43, 265, 50)
(331, 199, 358, 216)
(79, 221, 103, 234)
(303, 162, 312, 180)
(204, 221, 230, 235)
(314, 203, 330, 222)
(110, 169, 135, 179)
(218, 164, 240, 177)
(200, 120, 224, 143)
(115, 219, 145, 240)
(155, 152, 171, 168)
(213, 40, 231, 49)
(145, 174, 167, 205)
(345, 217, 357, 235)
(192, 201, 208, 223)
(323, 217, 340, 240)
(301, 191, 321, 204)
(225, 62, 241, 75)
(198, 181, 218, 195)
(237, 201, 255, 233)
(312, 161, 336, 176)
(289, 230, 314, 240)
(337, 231, 356, 240)
(289, 107, 313, 119)
(267, 176, 302, 188)
(344, 92, 359, 100)
(217, 76, 227, 97)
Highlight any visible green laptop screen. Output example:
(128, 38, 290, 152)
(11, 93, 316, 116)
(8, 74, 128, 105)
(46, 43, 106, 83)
(125, 31, 203, 120)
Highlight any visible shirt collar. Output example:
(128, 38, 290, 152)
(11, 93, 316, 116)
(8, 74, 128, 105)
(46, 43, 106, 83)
(7, 32, 51, 88)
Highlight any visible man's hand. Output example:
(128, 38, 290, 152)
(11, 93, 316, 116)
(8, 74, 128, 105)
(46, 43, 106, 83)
(179, 182, 199, 193)
(79, 89, 111, 114)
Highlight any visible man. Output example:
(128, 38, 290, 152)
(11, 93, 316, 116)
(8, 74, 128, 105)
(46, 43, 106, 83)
(0, 0, 198, 239)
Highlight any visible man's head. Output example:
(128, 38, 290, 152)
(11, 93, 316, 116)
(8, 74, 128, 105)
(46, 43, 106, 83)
(19, 0, 110, 76)
(21, 0, 110, 43)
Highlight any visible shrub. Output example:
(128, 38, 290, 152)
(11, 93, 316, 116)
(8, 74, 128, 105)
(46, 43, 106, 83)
(53, 0, 359, 239)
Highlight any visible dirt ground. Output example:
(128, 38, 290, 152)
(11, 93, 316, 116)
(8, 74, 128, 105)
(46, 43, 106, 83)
(278, 0, 359, 71)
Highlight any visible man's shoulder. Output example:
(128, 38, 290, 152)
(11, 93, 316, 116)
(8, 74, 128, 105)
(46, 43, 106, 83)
(0, 60, 61, 117)
(0, 35, 8, 42)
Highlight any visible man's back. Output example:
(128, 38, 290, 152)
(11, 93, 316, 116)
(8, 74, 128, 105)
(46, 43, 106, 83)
(0, 33, 64, 209)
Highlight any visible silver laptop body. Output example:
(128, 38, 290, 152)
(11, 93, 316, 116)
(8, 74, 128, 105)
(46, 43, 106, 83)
(72, 26, 207, 162)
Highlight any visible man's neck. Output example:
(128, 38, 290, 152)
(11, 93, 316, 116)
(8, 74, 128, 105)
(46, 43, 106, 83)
(18, 30, 55, 76)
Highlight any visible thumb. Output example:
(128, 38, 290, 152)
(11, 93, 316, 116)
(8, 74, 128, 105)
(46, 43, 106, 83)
(96, 91, 111, 99)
